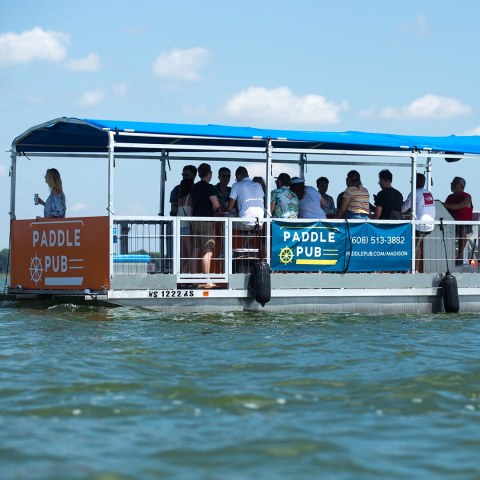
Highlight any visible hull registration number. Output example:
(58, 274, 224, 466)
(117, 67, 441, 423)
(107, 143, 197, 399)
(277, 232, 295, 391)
(149, 290, 196, 298)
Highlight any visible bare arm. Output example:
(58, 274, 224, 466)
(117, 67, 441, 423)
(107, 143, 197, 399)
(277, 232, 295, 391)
(402, 194, 411, 213)
(336, 195, 350, 219)
(270, 200, 276, 215)
(210, 195, 221, 211)
(373, 205, 382, 219)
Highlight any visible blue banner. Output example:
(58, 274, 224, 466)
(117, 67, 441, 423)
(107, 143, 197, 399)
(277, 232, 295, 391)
(271, 221, 412, 272)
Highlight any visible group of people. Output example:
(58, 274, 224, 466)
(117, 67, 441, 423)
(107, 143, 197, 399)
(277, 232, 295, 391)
(273, 168, 473, 270)
(171, 164, 474, 279)
(170, 164, 265, 287)
(36, 165, 474, 278)
(270, 169, 402, 221)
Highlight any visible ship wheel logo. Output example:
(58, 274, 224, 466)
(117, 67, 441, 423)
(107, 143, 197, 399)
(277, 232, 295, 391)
(279, 246, 294, 265)
(29, 255, 43, 284)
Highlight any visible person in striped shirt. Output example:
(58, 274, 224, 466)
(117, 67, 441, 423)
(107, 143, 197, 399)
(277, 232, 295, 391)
(336, 170, 370, 219)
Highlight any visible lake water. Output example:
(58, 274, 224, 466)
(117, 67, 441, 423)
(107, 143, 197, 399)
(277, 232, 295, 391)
(1, 303, 479, 480)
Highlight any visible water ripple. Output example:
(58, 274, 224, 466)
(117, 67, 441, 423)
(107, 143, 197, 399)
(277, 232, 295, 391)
(1, 307, 480, 479)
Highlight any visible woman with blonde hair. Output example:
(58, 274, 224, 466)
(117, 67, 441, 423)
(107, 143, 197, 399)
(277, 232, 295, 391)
(37, 168, 66, 218)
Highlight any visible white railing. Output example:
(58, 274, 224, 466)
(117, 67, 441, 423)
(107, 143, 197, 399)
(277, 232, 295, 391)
(111, 217, 479, 284)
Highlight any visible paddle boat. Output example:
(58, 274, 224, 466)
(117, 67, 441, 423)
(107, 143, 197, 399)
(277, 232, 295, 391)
(6, 117, 480, 313)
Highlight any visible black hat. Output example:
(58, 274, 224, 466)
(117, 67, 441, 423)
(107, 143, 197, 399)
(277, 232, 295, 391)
(275, 173, 291, 185)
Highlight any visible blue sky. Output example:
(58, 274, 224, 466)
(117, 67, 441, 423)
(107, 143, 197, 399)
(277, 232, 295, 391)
(1, 0, 480, 249)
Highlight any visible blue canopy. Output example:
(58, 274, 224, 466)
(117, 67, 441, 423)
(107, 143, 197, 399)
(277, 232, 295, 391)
(12, 116, 480, 156)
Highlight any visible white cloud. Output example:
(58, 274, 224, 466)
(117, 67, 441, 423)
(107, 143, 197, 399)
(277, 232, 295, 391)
(65, 53, 101, 72)
(113, 82, 128, 97)
(153, 47, 210, 81)
(77, 89, 105, 108)
(461, 126, 480, 136)
(0, 27, 68, 68)
(69, 202, 87, 212)
(223, 86, 348, 125)
(397, 14, 430, 39)
(414, 14, 430, 38)
(182, 104, 208, 116)
(9, 91, 42, 104)
(0, 164, 7, 177)
(380, 94, 472, 120)
(76, 83, 126, 108)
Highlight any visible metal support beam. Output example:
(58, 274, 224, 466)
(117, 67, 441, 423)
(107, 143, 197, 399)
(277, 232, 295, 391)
(159, 150, 167, 216)
(410, 154, 418, 273)
(9, 151, 17, 221)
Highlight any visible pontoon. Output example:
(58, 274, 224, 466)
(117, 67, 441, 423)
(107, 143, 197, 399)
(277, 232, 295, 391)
(6, 117, 480, 313)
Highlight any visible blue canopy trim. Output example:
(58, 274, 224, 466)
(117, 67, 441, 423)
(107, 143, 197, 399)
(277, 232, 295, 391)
(11, 117, 480, 156)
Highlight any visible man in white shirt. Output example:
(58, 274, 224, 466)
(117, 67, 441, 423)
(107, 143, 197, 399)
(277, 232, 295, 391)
(228, 166, 265, 230)
(402, 172, 436, 272)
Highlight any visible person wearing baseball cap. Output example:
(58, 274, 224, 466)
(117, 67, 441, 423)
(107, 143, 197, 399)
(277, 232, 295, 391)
(290, 177, 326, 219)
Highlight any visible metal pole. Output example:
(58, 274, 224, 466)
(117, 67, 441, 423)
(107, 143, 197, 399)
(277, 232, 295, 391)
(159, 150, 167, 216)
(425, 156, 432, 191)
(9, 151, 17, 221)
(265, 138, 272, 264)
(265, 138, 273, 215)
(411, 154, 417, 273)
(107, 131, 115, 281)
(299, 153, 306, 178)
(159, 150, 168, 272)
(107, 131, 115, 215)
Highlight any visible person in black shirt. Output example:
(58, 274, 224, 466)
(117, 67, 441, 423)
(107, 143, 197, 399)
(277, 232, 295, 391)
(191, 163, 221, 287)
(214, 167, 231, 210)
(373, 169, 403, 220)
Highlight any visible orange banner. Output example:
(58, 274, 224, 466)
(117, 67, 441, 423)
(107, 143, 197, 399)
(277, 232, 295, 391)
(11, 216, 110, 291)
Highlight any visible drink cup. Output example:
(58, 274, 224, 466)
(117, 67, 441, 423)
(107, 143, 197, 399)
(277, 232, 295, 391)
(34, 194, 39, 205)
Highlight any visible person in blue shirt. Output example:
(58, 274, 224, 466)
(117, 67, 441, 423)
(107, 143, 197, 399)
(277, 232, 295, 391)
(37, 168, 66, 218)
(290, 177, 326, 219)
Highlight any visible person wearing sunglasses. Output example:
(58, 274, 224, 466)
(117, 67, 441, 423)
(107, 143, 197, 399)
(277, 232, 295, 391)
(214, 167, 231, 211)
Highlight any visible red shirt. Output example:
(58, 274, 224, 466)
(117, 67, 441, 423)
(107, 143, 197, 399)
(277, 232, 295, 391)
(445, 191, 473, 221)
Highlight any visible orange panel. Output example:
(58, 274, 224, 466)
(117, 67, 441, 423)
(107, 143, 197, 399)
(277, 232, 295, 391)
(10, 216, 110, 291)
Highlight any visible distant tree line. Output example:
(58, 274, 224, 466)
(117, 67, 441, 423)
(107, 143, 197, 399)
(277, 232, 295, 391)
(0, 249, 9, 273)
